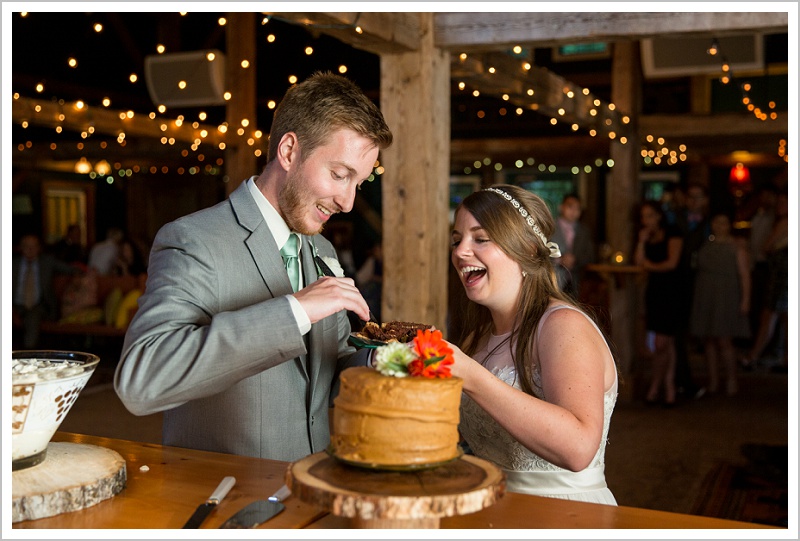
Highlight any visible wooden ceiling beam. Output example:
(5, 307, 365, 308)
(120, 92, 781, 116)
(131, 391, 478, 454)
(452, 51, 632, 137)
(639, 112, 788, 138)
(261, 12, 421, 54)
(450, 109, 788, 168)
(261, 12, 789, 55)
(450, 134, 610, 165)
(434, 12, 790, 51)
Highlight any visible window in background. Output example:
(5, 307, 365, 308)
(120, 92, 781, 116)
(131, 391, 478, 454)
(42, 180, 95, 247)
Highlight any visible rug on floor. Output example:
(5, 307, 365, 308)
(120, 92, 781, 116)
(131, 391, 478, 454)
(690, 443, 788, 528)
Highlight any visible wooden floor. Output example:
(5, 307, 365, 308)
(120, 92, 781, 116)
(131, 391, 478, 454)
(58, 349, 791, 521)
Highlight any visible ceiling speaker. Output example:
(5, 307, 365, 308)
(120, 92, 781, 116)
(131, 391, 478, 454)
(144, 50, 226, 107)
(641, 34, 763, 79)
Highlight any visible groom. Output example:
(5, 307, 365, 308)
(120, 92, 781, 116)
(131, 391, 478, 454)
(115, 72, 393, 461)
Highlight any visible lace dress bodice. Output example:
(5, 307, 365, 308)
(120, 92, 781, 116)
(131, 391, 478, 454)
(459, 304, 618, 505)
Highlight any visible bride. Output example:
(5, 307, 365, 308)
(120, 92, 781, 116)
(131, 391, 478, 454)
(447, 184, 618, 505)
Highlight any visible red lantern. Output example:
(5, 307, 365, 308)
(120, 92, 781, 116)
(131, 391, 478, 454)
(729, 162, 750, 184)
(728, 162, 751, 197)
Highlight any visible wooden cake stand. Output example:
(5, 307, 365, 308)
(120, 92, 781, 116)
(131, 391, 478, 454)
(287, 451, 505, 528)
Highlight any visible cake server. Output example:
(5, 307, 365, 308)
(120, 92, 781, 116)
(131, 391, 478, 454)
(218, 484, 291, 529)
(182, 476, 236, 528)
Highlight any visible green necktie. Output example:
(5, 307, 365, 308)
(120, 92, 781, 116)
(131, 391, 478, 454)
(280, 234, 300, 292)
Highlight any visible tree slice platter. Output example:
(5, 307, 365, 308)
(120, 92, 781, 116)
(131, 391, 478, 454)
(12, 442, 127, 523)
(287, 451, 505, 528)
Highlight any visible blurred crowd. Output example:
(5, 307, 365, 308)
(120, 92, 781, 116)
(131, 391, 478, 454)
(12, 173, 789, 396)
(634, 175, 788, 405)
(11, 225, 149, 350)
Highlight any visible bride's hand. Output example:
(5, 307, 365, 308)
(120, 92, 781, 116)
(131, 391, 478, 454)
(446, 341, 479, 382)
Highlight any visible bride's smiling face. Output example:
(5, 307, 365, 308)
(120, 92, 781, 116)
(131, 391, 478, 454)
(451, 208, 523, 313)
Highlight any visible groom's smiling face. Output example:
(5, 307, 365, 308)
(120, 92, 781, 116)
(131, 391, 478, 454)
(279, 127, 378, 236)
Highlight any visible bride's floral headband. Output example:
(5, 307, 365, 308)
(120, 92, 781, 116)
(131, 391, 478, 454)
(483, 187, 561, 258)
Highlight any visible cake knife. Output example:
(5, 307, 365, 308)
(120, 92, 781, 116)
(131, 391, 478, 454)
(314, 255, 379, 324)
(218, 484, 291, 529)
(182, 476, 236, 528)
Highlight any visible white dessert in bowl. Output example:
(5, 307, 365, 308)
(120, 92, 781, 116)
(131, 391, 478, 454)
(12, 350, 100, 471)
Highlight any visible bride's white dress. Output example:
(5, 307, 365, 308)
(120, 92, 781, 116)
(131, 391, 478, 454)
(459, 304, 618, 505)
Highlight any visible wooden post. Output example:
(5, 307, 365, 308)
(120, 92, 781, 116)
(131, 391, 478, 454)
(224, 12, 257, 195)
(607, 41, 642, 402)
(379, 13, 451, 331)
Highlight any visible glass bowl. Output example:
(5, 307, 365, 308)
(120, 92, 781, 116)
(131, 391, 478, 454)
(11, 350, 100, 471)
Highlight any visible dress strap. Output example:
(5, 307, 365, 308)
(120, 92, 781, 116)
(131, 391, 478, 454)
(538, 304, 607, 346)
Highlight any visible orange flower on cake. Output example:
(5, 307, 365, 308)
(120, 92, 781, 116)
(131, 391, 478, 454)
(374, 328, 454, 379)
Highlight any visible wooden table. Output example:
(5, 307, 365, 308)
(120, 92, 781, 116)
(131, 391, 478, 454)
(13, 432, 777, 530)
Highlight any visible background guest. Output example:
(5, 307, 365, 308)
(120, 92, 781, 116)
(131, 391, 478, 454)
(743, 190, 788, 372)
(88, 226, 124, 275)
(746, 183, 777, 356)
(112, 237, 148, 277)
(634, 201, 684, 407)
(689, 212, 751, 396)
(48, 223, 87, 268)
(660, 183, 686, 227)
(550, 193, 595, 300)
(673, 182, 710, 399)
(12, 233, 80, 348)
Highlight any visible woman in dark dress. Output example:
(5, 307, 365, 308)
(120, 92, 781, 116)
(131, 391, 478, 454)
(689, 212, 751, 396)
(634, 201, 684, 406)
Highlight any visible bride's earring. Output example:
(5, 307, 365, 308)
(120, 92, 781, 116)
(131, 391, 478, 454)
(522, 270, 528, 277)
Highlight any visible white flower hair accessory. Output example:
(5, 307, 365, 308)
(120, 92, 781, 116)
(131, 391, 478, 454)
(483, 187, 561, 258)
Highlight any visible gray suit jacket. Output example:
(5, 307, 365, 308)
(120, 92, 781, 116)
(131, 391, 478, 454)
(114, 181, 367, 461)
(550, 220, 595, 296)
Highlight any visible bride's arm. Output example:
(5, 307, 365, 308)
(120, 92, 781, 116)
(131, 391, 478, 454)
(449, 308, 610, 472)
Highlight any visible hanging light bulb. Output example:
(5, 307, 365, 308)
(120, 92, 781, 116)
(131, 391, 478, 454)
(95, 159, 111, 176)
(74, 157, 92, 174)
(707, 38, 719, 56)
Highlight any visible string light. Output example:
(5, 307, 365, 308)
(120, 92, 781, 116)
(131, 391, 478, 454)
(17, 15, 744, 180)
(12, 94, 240, 177)
(708, 41, 779, 123)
